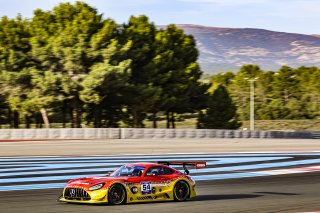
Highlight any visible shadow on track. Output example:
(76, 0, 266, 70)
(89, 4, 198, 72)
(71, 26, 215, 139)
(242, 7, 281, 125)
(57, 193, 264, 206)
(193, 194, 263, 201)
(255, 191, 301, 196)
(57, 194, 263, 206)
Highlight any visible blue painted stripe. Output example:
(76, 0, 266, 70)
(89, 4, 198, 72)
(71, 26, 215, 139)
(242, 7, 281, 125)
(0, 173, 104, 184)
(206, 157, 290, 165)
(0, 155, 232, 161)
(0, 157, 290, 166)
(0, 153, 319, 161)
(189, 159, 320, 173)
(0, 153, 319, 191)
(1, 158, 318, 184)
(0, 167, 118, 177)
(0, 172, 268, 191)
(0, 157, 290, 176)
(0, 167, 44, 172)
(0, 183, 66, 191)
(193, 172, 267, 180)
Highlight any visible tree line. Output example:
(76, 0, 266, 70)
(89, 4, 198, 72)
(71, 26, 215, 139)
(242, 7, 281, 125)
(0, 1, 208, 129)
(1, 2, 318, 130)
(209, 64, 320, 122)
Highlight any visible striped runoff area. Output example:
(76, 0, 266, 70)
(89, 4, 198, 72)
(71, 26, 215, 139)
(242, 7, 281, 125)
(1, 152, 320, 191)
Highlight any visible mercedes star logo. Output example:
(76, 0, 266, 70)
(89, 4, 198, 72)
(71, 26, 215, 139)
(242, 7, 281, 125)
(70, 189, 76, 197)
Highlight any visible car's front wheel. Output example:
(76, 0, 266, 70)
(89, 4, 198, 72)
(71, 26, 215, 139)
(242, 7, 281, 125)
(173, 181, 190, 201)
(108, 184, 126, 205)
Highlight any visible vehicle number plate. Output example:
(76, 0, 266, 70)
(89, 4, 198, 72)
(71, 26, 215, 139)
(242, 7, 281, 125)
(141, 182, 152, 195)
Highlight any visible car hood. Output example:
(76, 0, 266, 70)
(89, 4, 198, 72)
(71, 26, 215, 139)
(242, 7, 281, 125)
(66, 176, 128, 189)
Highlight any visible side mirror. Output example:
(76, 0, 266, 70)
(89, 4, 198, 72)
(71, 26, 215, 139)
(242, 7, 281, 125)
(106, 171, 112, 176)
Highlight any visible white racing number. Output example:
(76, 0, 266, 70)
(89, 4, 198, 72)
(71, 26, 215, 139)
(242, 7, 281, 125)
(141, 182, 152, 195)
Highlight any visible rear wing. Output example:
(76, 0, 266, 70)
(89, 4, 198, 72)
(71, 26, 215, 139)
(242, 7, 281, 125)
(158, 161, 206, 175)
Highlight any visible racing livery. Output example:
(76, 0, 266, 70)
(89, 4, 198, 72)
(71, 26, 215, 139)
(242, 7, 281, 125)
(58, 161, 206, 205)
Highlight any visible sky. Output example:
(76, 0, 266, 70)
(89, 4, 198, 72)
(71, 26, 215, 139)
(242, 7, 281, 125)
(0, 0, 319, 35)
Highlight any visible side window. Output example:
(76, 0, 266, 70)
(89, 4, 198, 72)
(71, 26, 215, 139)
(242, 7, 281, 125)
(146, 166, 174, 176)
(146, 167, 162, 176)
(163, 167, 174, 175)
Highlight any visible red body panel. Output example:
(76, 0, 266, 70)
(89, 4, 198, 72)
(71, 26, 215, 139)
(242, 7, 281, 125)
(66, 163, 186, 190)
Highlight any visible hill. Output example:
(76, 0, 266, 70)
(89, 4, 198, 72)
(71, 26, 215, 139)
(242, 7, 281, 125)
(177, 25, 320, 73)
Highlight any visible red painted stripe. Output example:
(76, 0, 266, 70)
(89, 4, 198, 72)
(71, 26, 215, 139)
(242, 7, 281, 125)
(298, 211, 320, 213)
(292, 166, 320, 171)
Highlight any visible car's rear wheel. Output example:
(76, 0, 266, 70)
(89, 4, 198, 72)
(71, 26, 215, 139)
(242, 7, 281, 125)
(173, 181, 190, 201)
(108, 184, 126, 205)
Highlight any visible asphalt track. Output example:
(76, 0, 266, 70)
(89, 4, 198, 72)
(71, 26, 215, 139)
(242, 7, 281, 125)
(0, 172, 319, 213)
(1, 139, 320, 213)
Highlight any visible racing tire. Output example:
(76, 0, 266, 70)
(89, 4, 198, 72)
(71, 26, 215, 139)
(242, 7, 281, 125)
(173, 181, 190, 202)
(108, 184, 126, 205)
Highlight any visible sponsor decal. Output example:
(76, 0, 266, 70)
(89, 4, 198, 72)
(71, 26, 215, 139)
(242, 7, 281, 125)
(196, 162, 206, 169)
(137, 195, 157, 200)
(125, 182, 135, 186)
(152, 183, 171, 187)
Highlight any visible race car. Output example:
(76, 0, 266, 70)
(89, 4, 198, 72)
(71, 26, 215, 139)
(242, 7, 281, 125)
(58, 161, 206, 205)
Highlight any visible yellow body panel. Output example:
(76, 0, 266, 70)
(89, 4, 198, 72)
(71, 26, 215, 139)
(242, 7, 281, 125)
(59, 177, 196, 204)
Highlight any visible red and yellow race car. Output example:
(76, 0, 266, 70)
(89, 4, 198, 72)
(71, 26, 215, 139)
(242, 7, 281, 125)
(58, 161, 206, 205)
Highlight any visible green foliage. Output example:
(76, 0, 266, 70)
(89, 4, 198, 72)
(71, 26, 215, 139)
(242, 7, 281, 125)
(1, 1, 318, 129)
(197, 85, 241, 129)
(210, 65, 320, 121)
(0, 15, 31, 72)
(0, 2, 206, 128)
(152, 24, 204, 128)
(117, 15, 161, 127)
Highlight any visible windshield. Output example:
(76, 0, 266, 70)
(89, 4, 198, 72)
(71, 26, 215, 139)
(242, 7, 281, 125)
(111, 165, 145, 177)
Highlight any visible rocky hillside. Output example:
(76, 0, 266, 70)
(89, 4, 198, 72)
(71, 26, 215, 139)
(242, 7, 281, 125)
(177, 25, 320, 73)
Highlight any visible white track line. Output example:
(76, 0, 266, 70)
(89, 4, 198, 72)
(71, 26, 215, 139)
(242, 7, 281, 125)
(252, 166, 320, 175)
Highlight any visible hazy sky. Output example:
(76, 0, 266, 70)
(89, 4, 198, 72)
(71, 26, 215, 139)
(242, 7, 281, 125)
(0, 0, 319, 34)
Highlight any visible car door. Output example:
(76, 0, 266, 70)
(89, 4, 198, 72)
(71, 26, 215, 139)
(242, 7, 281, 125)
(158, 166, 174, 178)
(140, 166, 164, 195)
(142, 166, 176, 195)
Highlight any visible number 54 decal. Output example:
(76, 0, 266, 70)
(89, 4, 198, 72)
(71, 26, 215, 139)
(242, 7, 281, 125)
(141, 182, 152, 195)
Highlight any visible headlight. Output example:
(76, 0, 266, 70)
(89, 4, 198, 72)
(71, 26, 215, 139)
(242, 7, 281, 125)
(89, 183, 105, 191)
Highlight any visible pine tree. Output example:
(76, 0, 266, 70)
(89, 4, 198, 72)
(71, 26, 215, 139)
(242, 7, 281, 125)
(197, 85, 241, 129)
